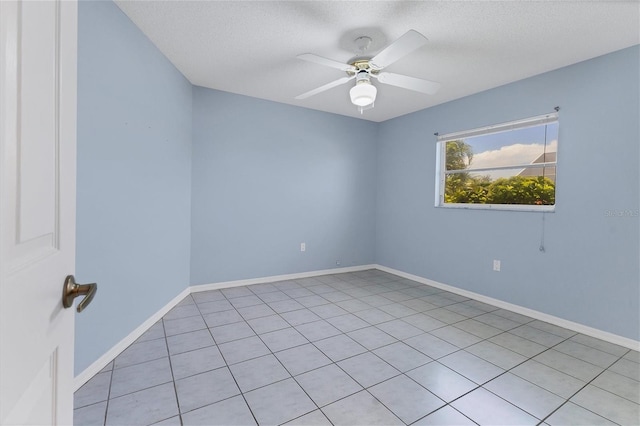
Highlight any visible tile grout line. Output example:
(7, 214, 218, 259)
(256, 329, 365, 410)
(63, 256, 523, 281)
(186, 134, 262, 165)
(102, 362, 115, 426)
(161, 306, 187, 426)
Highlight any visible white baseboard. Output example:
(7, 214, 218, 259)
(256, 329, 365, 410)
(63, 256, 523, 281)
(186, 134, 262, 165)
(73, 287, 191, 391)
(73, 264, 375, 390)
(375, 264, 640, 351)
(191, 264, 377, 293)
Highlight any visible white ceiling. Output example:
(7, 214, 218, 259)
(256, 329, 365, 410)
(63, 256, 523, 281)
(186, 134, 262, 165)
(114, 1, 639, 122)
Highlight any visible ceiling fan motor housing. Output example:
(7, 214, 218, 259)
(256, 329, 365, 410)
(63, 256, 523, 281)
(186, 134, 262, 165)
(355, 69, 371, 84)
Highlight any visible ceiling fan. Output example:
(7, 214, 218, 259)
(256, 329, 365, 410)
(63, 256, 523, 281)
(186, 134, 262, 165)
(295, 30, 441, 113)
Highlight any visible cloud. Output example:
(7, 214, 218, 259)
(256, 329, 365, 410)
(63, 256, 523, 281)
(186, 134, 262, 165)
(470, 140, 557, 170)
(468, 140, 557, 179)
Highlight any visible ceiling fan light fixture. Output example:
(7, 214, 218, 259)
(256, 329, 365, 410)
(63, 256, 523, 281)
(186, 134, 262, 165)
(350, 81, 377, 107)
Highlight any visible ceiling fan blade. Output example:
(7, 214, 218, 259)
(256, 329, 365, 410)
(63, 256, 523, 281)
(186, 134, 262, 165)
(370, 30, 428, 70)
(295, 75, 355, 100)
(374, 72, 441, 95)
(297, 53, 356, 72)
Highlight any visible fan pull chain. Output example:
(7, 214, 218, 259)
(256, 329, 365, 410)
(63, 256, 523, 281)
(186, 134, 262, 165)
(539, 212, 546, 253)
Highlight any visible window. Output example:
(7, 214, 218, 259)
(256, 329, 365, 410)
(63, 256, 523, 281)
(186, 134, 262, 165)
(435, 112, 558, 211)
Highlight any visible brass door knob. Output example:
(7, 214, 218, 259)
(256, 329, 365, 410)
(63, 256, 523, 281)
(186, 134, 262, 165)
(62, 275, 97, 313)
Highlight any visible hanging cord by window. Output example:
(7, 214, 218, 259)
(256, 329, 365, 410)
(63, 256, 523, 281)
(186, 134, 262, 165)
(538, 107, 559, 253)
(539, 212, 546, 253)
(538, 121, 548, 253)
(542, 120, 548, 181)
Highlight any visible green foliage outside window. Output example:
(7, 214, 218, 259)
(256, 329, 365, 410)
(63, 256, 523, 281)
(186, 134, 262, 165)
(444, 140, 555, 205)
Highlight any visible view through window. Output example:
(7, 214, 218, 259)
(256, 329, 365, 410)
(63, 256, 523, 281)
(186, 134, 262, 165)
(436, 113, 558, 210)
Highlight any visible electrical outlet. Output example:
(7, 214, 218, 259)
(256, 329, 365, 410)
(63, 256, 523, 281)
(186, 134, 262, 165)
(300, 242, 306, 252)
(493, 259, 501, 272)
(336, 260, 341, 266)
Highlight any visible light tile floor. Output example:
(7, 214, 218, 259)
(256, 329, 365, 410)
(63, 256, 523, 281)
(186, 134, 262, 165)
(74, 270, 640, 425)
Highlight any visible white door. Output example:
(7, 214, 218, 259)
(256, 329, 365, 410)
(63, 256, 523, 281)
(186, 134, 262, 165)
(0, 0, 78, 424)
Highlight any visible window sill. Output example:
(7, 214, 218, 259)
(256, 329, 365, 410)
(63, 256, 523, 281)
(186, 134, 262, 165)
(436, 203, 555, 213)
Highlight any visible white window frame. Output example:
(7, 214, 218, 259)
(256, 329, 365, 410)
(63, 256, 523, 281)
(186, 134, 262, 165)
(435, 112, 558, 212)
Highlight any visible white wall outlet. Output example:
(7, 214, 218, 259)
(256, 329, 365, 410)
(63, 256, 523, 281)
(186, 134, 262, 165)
(493, 259, 501, 271)
(300, 242, 306, 252)
(336, 260, 341, 266)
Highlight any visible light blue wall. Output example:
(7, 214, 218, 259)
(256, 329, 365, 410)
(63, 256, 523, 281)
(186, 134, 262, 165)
(376, 46, 640, 340)
(75, 0, 192, 374)
(190, 88, 378, 284)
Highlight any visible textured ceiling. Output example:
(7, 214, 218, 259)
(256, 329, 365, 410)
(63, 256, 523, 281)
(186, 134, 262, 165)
(115, 1, 639, 122)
